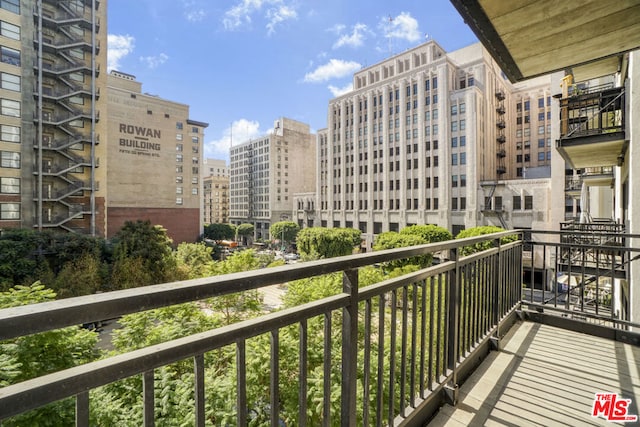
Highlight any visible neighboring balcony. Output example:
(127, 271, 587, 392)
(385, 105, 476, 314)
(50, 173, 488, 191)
(557, 85, 626, 169)
(0, 231, 638, 426)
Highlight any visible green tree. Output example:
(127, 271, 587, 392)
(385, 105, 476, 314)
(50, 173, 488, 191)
(269, 221, 300, 247)
(0, 229, 47, 291)
(53, 253, 105, 298)
(373, 232, 432, 272)
(296, 227, 361, 259)
(236, 223, 254, 244)
(455, 226, 517, 256)
(112, 220, 176, 286)
(203, 223, 236, 241)
(400, 224, 452, 243)
(0, 282, 99, 426)
(174, 242, 214, 279)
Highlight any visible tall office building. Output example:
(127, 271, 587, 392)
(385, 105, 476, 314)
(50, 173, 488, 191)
(229, 117, 316, 240)
(203, 158, 229, 225)
(316, 41, 553, 247)
(106, 71, 208, 243)
(0, 0, 107, 234)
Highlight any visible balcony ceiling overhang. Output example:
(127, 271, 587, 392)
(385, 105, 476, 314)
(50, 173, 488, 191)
(450, 0, 640, 82)
(557, 135, 626, 169)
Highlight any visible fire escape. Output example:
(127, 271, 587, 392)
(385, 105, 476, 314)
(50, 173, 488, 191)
(482, 90, 508, 229)
(33, 0, 100, 234)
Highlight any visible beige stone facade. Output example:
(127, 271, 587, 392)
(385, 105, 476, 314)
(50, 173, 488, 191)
(203, 158, 229, 224)
(229, 117, 316, 240)
(316, 41, 553, 248)
(106, 71, 208, 243)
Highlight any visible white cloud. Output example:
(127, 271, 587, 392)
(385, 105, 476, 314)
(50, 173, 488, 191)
(140, 53, 169, 69)
(223, 0, 297, 34)
(328, 83, 353, 97)
(303, 59, 361, 83)
(107, 34, 135, 72)
(266, 4, 297, 35)
(182, 0, 206, 22)
(327, 24, 346, 35)
(206, 119, 262, 158)
(381, 12, 421, 42)
(333, 23, 369, 49)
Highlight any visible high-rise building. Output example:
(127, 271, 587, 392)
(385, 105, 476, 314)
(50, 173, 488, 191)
(229, 117, 316, 240)
(105, 71, 208, 243)
(203, 158, 229, 225)
(0, 0, 107, 234)
(316, 41, 553, 248)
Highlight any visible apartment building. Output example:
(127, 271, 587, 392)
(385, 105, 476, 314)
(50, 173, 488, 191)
(106, 70, 208, 243)
(317, 40, 552, 247)
(0, 0, 107, 234)
(229, 117, 316, 240)
(203, 158, 229, 225)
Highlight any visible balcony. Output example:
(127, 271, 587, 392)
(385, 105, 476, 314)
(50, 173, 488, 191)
(496, 135, 506, 144)
(557, 86, 626, 169)
(0, 231, 638, 426)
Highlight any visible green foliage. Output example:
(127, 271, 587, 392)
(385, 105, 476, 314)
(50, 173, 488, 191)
(400, 224, 452, 243)
(203, 223, 236, 240)
(53, 253, 105, 298)
(296, 227, 361, 259)
(455, 226, 517, 256)
(174, 242, 214, 279)
(112, 220, 177, 285)
(373, 232, 432, 271)
(0, 283, 99, 426)
(236, 223, 255, 237)
(269, 221, 300, 244)
(0, 229, 46, 291)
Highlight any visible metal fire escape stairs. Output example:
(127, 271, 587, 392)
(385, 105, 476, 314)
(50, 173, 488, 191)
(483, 90, 508, 229)
(33, 0, 100, 234)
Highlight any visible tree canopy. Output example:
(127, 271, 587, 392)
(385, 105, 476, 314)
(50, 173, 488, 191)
(296, 227, 361, 259)
(455, 226, 517, 256)
(203, 223, 236, 241)
(236, 223, 254, 237)
(269, 221, 300, 244)
(372, 232, 432, 271)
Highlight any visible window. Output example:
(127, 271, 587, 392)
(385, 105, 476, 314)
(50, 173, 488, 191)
(460, 136, 466, 147)
(176, 144, 183, 152)
(1, 150, 19, 168)
(524, 100, 530, 111)
(176, 176, 183, 183)
(538, 125, 545, 135)
(0, 124, 19, 143)
(452, 175, 458, 187)
(451, 137, 457, 147)
(1, 98, 19, 117)
(459, 103, 466, 114)
(538, 152, 545, 161)
(513, 196, 521, 210)
(460, 197, 466, 210)
(538, 139, 545, 148)
(524, 196, 533, 210)
(192, 136, 199, 144)
(176, 197, 183, 205)
(538, 97, 544, 108)
(451, 105, 457, 115)
(176, 122, 183, 130)
(452, 198, 458, 210)
(0, 176, 18, 193)
(433, 198, 439, 209)
(0, 0, 19, 14)
(460, 119, 465, 130)
(0, 21, 19, 40)
(176, 186, 183, 194)
(460, 174, 466, 187)
(1, 46, 19, 66)
(176, 133, 183, 141)
(176, 154, 183, 162)
(451, 121, 458, 132)
(452, 153, 458, 165)
(192, 188, 198, 195)
(460, 152, 466, 165)
(0, 202, 19, 219)
(434, 177, 439, 188)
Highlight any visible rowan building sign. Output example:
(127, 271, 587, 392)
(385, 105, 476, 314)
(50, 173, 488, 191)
(118, 123, 162, 156)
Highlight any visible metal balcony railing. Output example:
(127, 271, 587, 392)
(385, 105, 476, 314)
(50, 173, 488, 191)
(0, 230, 638, 426)
(0, 231, 524, 426)
(559, 86, 624, 139)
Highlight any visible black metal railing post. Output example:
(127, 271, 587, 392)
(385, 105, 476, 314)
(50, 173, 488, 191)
(341, 269, 358, 427)
(445, 247, 460, 405)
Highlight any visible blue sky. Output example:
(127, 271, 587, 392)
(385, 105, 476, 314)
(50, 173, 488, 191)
(107, 0, 477, 162)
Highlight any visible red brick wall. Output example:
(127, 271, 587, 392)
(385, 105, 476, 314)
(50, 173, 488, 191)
(107, 207, 200, 244)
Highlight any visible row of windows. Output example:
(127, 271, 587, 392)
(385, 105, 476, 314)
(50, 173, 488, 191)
(176, 144, 199, 153)
(329, 198, 441, 211)
(175, 122, 200, 133)
(0, 176, 18, 193)
(451, 197, 467, 210)
(176, 187, 198, 195)
(516, 152, 551, 162)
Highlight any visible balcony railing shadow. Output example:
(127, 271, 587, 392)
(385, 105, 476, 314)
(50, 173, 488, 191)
(0, 230, 638, 426)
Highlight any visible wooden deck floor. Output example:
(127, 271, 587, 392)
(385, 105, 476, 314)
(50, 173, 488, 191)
(430, 321, 640, 426)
